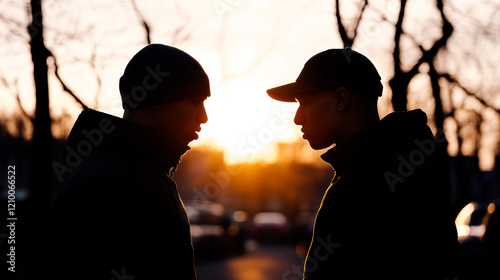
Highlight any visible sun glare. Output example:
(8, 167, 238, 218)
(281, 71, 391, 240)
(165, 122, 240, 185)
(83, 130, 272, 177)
(192, 79, 300, 164)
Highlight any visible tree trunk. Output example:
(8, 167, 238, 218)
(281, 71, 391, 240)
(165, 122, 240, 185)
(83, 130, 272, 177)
(27, 0, 53, 277)
(389, 73, 410, 111)
(389, 0, 409, 112)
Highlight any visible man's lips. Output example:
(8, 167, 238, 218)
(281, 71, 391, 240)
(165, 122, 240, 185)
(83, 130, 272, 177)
(301, 129, 308, 139)
(192, 132, 199, 140)
(191, 128, 202, 140)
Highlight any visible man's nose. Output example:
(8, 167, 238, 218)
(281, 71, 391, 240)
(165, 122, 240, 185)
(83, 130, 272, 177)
(294, 107, 304, 126)
(197, 104, 208, 124)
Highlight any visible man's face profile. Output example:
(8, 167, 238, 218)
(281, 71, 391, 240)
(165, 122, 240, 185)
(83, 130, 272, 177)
(151, 96, 208, 147)
(294, 90, 344, 150)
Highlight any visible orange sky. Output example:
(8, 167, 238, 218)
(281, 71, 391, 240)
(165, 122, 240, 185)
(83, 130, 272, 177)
(0, 0, 498, 169)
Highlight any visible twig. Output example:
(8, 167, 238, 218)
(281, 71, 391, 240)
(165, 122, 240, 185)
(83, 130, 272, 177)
(49, 50, 89, 109)
(441, 73, 500, 115)
(352, 0, 369, 41)
(89, 44, 102, 108)
(335, 0, 352, 47)
(1, 73, 33, 122)
(130, 0, 151, 44)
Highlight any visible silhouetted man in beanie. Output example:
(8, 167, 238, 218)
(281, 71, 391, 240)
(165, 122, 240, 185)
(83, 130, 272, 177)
(50, 44, 209, 280)
(268, 48, 459, 279)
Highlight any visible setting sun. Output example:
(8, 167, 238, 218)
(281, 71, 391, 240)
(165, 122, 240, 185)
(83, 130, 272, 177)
(193, 78, 301, 164)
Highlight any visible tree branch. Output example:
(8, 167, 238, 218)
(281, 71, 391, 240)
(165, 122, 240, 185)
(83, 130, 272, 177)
(130, 0, 151, 44)
(335, 0, 352, 48)
(406, 0, 453, 79)
(13, 82, 33, 122)
(0, 73, 33, 122)
(441, 73, 500, 115)
(429, 62, 446, 130)
(89, 44, 102, 108)
(393, 0, 407, 76)
(335, 0, 369, 48)
(49, 50, 89, 109)
(388, 0, 409, 111)
(390, 0, 453, 111)
(352, 0, 369, 41)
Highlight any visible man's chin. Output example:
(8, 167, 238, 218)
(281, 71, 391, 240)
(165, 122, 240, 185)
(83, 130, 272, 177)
(167, 137, 191, 155)
(184, 138, 196, 149)
(307, 139, 334, 150)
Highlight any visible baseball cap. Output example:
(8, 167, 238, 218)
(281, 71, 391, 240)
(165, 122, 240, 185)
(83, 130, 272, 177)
(267, 48, 382, 102)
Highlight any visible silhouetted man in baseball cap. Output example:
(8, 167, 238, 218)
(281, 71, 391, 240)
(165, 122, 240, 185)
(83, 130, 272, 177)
(268, 48, 459, 279)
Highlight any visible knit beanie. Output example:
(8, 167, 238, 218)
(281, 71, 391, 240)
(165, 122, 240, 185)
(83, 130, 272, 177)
(119, 44, 210, 112)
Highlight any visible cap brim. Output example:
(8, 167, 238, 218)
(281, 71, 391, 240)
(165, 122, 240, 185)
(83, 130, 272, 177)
(267, 82, 322, 102)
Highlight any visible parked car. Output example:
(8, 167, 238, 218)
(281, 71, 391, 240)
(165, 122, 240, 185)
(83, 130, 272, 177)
(249, 212, 291, 242)
(455, 200, 500, 279)
(183, 201, 248, 259)
(455, 202, 490, 244)
(293, 211, 315, 242)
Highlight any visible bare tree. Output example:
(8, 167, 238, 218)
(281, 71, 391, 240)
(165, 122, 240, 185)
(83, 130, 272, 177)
(28, 0, 52, 194)
(333, 0, 500, 209)
(333, 0, 499, 146)
(26, 0, 53, 277)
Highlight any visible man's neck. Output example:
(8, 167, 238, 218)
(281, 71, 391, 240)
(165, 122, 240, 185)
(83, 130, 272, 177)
(323, 112, 380, 173)
(337, 111, 380, 149)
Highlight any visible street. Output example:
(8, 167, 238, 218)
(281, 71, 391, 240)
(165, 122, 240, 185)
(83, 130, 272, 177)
(196, 241, 306, 280)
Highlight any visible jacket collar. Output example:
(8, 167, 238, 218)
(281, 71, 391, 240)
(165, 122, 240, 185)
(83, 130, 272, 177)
(118, 118, 190, 174)
(320, 120, 380, 174)
(67, 109, 189, 175)
(320, 109, 432, 174)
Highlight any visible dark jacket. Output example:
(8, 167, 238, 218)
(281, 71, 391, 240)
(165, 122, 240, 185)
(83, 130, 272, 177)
(50, 109, 196, 280)
(303, 110, 460, 280)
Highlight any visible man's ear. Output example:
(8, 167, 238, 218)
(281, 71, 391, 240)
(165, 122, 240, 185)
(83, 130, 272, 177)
(334, 87, 350, 112)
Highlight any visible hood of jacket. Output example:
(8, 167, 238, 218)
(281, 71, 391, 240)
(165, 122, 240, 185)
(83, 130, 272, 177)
(321, 109, 437, 173)
(63, 108, 189, 174)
